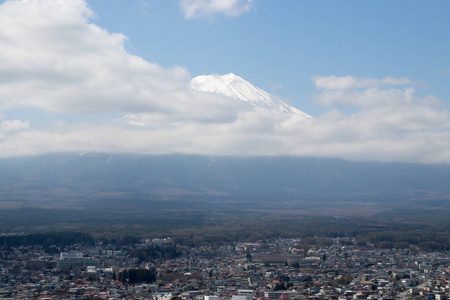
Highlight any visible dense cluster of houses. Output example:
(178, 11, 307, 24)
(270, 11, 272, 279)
(0, 236, 449, 299)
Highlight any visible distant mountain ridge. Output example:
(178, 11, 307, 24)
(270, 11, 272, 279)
(190, 73, 312, 118)
(1, 153, 449, 207)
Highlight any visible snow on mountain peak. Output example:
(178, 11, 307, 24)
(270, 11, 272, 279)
(190, 73, 312, 118)
(191, 73, 271, 102)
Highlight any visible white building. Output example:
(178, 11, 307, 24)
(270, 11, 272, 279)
(60, 252, 82, 260)
(232, 295, 252, 300)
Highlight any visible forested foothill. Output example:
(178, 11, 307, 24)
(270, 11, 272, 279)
(1, 215, 450, 251)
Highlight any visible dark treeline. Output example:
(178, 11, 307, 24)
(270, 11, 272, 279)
(128, 244, 181, 262)
(100, 235, 141, 247)
(357, 231, 450, 251)
(1, 216, 450, 251)
(0, 233, 146, 249)
(0, 232, 94, 248)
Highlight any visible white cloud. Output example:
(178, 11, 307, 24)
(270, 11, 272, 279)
(313, 75, 358, 90)
(312, 75, 412, 91)
(1, 119, 29, 132)
(179, 0, 253, 19)
(312, 75, 435, 108)
(0, 0, 450, 164)
(305, 75, 450, 163)
(0, 0, 248, 122)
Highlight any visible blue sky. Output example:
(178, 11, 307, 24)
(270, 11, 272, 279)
(0, 0, 449, 163)
(87, 0, 450, 116)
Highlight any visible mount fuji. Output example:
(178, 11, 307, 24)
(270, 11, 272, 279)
(190, 73, 312, 118)
(123, 73, 312, 126)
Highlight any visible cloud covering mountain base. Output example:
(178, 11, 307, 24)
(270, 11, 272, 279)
(0, 0, 449, 163)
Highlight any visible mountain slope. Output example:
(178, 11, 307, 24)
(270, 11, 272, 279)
(1, 153, 449, 203)
(190, 73, 312, 118)
(1, 153, 449, 228)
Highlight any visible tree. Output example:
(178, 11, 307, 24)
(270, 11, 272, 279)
(246, 249, 252, 262)
(118, 268, 156, 284)
(274, 282, 287, 291)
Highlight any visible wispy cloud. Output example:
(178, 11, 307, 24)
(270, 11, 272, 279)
(179, 0, 253, 20)
(312, 75, 412, 91)
(133, 0, 150, 15)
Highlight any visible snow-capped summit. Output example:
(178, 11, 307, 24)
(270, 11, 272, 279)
(190, 73, 312, 118)
(191, 73, 271, 103)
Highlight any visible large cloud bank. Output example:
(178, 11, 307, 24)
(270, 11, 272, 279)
(0, 0, 449, 163)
